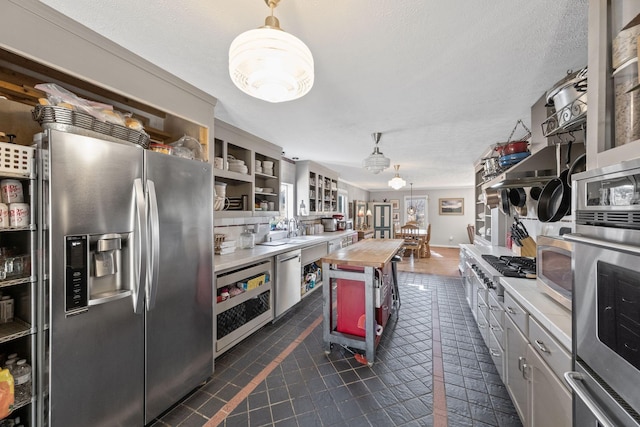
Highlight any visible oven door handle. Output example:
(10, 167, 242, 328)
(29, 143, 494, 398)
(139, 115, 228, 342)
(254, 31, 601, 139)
(564, 371, 616, 427)
(564, 233, 640, 257)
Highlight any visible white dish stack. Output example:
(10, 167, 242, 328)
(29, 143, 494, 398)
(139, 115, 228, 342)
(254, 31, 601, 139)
(228, 156, 248, 174)
(255, 160, 263, 174)
(263, 160, 274, 176)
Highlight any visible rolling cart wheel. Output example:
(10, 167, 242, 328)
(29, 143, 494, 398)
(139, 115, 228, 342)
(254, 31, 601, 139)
(367, 361, 374, 367)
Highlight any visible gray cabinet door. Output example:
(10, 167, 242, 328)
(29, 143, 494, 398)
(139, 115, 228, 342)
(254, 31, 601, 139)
(505, 315, 529, 426)
(527, 345, 572, 427)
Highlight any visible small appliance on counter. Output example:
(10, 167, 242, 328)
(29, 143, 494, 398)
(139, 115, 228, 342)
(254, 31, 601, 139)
(321, 217, 338, 231)
(337, 219, 353, 231)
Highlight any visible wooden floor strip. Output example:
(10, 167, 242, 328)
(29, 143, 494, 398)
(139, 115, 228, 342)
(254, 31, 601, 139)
(204, 314, 323, 427)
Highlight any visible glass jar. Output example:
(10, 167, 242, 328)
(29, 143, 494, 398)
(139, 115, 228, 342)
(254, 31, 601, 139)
(240, 229, 255, 249)
(12, 359, 31, 402)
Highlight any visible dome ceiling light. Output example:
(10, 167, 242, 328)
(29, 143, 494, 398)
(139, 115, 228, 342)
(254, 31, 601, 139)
(229, 0, 314, 103)
(388, 165, 407, 190)
(363, 132, 390, 174)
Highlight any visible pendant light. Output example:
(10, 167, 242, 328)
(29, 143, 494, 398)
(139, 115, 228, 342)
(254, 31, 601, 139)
(229, 0, 314, 103)
(407, 183, 416, 215)
(388, 165, 406, 190)
(363, 132, 390, 174)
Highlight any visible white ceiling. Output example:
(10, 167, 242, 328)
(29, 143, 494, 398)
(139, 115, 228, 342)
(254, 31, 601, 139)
(40, 0, 588, 191)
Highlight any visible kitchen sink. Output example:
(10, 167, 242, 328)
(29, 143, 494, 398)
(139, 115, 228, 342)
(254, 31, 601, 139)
(258, 235, 324, 246)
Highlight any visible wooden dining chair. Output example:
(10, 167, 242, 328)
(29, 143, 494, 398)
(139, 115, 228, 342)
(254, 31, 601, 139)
(423, 224, 431, 258)
(400, 224, 424, 258)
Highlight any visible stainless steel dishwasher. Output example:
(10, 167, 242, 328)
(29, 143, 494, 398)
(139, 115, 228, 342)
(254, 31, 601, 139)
(275, 249, 302, 318)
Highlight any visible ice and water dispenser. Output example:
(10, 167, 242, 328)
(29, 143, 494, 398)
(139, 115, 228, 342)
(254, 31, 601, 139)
(65, 233, 131, 315)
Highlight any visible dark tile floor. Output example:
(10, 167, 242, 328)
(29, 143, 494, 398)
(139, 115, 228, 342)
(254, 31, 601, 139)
(151, 272, 522, 427)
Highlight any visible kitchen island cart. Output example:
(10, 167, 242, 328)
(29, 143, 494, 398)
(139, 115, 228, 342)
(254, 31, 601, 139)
(321, 239, 403, 366)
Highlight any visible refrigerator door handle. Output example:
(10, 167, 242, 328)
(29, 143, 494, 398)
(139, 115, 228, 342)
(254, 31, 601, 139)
(147, 179, 160, 310)
(133, 178, 147, 314)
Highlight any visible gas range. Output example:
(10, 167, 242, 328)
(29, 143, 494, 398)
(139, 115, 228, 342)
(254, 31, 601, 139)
(470, 255, 536, 298)
(481, 255, 536, 279)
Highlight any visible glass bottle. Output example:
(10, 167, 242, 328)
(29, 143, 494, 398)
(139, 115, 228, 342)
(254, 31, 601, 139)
(240, 228, 255, 249)
(13, 359, 31, 402)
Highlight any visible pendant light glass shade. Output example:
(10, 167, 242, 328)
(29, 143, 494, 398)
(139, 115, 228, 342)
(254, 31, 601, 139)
(363, 132, 390, 174)
(388, 165, 406, 190)
(407, 183, 416, 215)
(229, 1, 314, 103)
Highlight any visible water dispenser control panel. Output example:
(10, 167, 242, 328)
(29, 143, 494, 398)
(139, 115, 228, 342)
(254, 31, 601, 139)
(65, 235, 88, 315)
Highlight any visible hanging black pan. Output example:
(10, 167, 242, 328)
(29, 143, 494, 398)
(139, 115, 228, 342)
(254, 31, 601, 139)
(499, 188, 510, 216)
(566, 153, 587, 187)
(529, 186, 543, 201)
(508, 187, 527, 207)
(538, 169, 571, 222)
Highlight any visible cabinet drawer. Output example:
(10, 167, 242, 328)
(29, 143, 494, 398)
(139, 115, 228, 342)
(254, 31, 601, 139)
(488, 328, 504, 380)
(489, 310, 503, 348)
(488, 291, 504, 327)
(504, 292, 528, 336)
(301, 243, 328, 265)
(529, 317, 570, 382)
(477, 306, 490, 345)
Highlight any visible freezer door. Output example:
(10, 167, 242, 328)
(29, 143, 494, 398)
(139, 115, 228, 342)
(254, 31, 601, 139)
(46, 130, 145, 427)
(144, 151, 213, 423)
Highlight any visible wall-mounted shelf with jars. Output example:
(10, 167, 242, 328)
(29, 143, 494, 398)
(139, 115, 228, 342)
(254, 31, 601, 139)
(213, 120, 282, 218)
(296, 161, 339, 216)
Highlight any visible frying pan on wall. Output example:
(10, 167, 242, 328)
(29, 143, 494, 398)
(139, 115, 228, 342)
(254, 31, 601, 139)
(537, 169, 571, 222)
(508, 187, 527, 207)
(529, 186, 543, 201)
(499, 189, 510, 216)
(566, 153, 587, 186)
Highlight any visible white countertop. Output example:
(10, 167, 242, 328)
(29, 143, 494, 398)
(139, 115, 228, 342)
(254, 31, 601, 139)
(214, 230, 357, 272)
(460, 244, 572, 351)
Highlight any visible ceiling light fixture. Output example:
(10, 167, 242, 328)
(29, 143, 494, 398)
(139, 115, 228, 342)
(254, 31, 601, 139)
(229, 0, 314, 103)
(363, 132, 390, 174)
(407, 183, 416, 215)
(388, 165, 407, 190)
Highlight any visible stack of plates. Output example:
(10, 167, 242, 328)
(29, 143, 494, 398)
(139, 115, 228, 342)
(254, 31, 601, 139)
(263, 168, 273, 176)
(228, 159, 248, 174)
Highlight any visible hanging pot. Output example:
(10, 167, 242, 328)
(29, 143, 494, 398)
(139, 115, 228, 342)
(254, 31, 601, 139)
(508, 187, 527, 207)
(499, 188, 510, 216)
(529, 186, 543, 201)
(496, 141, 529, 156)
(484, 188, 499, 208)
(566, 153, 587, 187)
(537, 169, 571, 222)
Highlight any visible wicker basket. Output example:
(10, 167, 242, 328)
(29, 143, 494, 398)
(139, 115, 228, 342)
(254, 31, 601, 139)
(32, 105, 150, 148)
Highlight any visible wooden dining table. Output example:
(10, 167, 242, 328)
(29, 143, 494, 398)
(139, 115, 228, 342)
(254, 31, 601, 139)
(396, 228, 430, 258)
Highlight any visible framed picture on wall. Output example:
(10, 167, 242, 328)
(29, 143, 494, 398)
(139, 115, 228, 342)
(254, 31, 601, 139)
(439, 198, 464, 215)
(391, 199, 399, 210)
(392, 212, 400, 221)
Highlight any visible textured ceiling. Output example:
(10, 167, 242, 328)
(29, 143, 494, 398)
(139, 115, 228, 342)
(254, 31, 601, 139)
(40, 0, 588, 190)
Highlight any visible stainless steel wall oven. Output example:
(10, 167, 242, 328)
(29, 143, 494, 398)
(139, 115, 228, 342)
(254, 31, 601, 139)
(565, 159, 640, 427)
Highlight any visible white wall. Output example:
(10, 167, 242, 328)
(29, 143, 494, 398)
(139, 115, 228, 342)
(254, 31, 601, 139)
(370, 187, 475, 247)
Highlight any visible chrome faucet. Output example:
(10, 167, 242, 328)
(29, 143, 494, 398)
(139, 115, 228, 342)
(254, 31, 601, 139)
(287, 217, 299, 238)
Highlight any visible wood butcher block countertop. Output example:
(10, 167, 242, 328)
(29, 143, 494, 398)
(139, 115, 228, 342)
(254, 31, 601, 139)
(321, 239, 404, 269)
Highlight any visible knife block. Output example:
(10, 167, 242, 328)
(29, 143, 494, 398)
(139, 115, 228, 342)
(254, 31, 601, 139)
(514, 236, 536, 258)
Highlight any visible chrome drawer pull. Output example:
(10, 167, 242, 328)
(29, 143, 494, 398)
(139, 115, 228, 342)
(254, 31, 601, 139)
(624, 342, 638, 352)
(518, 356, 525, 371)
(535, 339, 549, 353)
(621, 297, 636, 304)
(506, 306, 516, 314)
(490, 349, 501, 357)
(489, 305, 501, 311)
(478, 322, 487, 329)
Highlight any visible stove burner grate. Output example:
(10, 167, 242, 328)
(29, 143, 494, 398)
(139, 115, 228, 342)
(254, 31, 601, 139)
(481, 255, 536, 279)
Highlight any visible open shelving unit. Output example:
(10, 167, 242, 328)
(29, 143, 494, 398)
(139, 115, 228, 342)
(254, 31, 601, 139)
(214, 260, 274, 357)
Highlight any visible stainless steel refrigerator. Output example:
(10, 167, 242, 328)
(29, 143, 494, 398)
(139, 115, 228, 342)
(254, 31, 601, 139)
(38, 129, 213, 426)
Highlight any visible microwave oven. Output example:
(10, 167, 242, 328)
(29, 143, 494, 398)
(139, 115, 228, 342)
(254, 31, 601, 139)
(536, 235, 573, 311)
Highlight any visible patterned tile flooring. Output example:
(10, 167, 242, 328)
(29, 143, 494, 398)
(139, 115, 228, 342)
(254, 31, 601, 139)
(151, 272, 522, 427)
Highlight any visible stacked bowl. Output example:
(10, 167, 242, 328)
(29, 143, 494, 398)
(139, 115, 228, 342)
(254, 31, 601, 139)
(228, 158, 248, 174)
